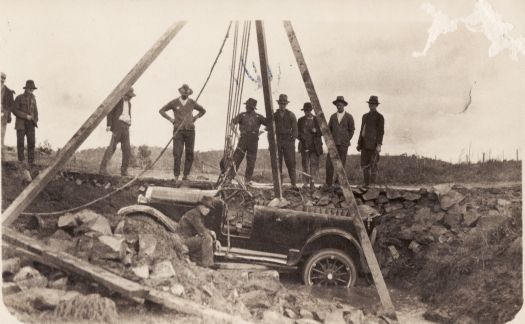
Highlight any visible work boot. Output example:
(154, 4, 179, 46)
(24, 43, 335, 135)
(182, 175, 189, 181)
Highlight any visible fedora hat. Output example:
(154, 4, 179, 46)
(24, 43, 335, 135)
(276, 94, 289, 104)
(199, 196, 215, 209)
(332, 96, 348, 106)
(301, 102, 313, 111)
(178, 84, 193, 96)
(23, 80, 37, 90)
(125, 87, 136, 98)
(244, 98, 257, 109)
(367, 95, 380, 105)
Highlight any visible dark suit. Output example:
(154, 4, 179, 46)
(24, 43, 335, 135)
(298, 115, 323, 185)
(274, 109, 298, 186)
(178, 207, 214, 267)
(12, 92, 38, 164)
(326, 112, 354, 186)
(357, 110, 384, 184)
(99, 99, 131, 175)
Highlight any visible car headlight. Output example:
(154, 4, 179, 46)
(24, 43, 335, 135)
(137, 194, 148, 204)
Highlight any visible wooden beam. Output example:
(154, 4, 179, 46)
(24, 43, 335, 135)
(2, 228, 251, 324)
(255, 20, 282, 199)
(283, 21, 398, 321)
(2, 21, 186, 226)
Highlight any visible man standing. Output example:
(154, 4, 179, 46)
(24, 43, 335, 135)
(12, 80, 39, 166)
(99, 88, 136, 176)
(274, 94, 298, 188)
(1, 72, 15, 153)
(325, 96, 355, 187)
(178, 196, 217, 268)
(297, 102, 323, 189)
(229, 98, 267, 185)
(159, 84, 206, 181)
(357, 95, 384, 186)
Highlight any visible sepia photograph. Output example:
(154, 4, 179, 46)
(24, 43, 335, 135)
(1, 0, 523, 323)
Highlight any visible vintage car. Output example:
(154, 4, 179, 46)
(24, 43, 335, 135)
(118, 186, 379, 287)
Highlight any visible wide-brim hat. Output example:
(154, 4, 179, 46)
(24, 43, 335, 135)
(367, 95, 380, 105)
(23, 80, 37, 90)
(301, 102, 313, 111)
(199, 196, 215, 209)
(276, 94, 289, 104)
(332, 96, 347, 106)
(125, 87, 136, 98)
(178, 84, 193, 96)
(244, 98, 257, 109)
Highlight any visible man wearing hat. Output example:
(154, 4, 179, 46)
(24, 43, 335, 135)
(178, 196, 218, 268)
(357, 95, 384, 186)
(325, 96, 355, 187)
(274, 94, 298, 188)
(1, 72, 15, 153)
(159, 84, 206, 181)
(99, 87, 136, 176)
(228, 98, 267, 184)
(12, 80, 39, 166)
(297, 102, 323, 189)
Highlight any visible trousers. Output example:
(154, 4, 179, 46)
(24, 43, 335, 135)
(16, 126, 36, 165)
(301, 150, 319, 185)
(100, 128, 130, 174)
(173, 129, 195, 177)
(231, 134, 259, 182)
(277, 138, 297, 186)
(325, 144, 348, 186)
(361, 148, 380, 185)
(184, 235, 214, 267)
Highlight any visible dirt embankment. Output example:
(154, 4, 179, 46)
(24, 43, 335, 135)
(1, 161, 522, 323)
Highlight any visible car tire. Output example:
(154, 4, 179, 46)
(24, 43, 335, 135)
(303, 248, 357, 287)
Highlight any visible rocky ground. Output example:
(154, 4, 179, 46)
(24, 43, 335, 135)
(1, 160, 523, 323)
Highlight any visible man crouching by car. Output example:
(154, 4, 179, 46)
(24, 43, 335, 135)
(178, 196, 219, 268)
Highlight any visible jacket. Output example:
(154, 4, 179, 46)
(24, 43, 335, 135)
(232, 111, 267, 137)
(357, 110, 384, 150)
(106, 99, 131, 132)
(178, 208, 209, 238)
(1, 85, 15, 122)
(12, 92, 38, 130)
(297, 115, 323, 155)
(160, 97, 206, 131)
(273, 109, 298, 141)
(328, 112, 355, 146)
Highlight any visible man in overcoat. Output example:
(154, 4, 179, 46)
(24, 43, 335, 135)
(325, 96, 354, 187)
(12, 80, 39, 166)
(297, 102, 323, 189)
(357, 95, 384, 186)
(159, 84, 206, 181)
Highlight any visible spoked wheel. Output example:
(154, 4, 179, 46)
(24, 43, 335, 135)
(303, 249, 357, 287)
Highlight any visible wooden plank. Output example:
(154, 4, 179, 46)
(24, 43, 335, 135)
(283, 21, 398, 321)
(2, 21, 186, 226)
(255, 20, 282, 199)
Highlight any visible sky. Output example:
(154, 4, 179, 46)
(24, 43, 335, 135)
(1, 0, 524, 162)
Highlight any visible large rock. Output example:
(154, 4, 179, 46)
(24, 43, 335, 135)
(462, 210, 480, 227)
(376, 194, 389, 205)
(358, 205, 380, 219)
(150, 260, 176, 280)
(385, 189, 402, 200)
(429, 225, 449, 239)
(73, 210, 112, 236)
(316, 194, 331, 206)
(139, 234, 158, 257)
(4, 288, 80, 311)
(414, 207, 433, 227)
(244, 278, 282, 293)
(478, 213, 508, 232)
(93, 235, 127, 260)
(13, 266, 48, 291)
(2, 257, 21, 275)
(443, 212, 462, 229)
(262, 310, 294, 324)
(240, 289, 270, 308)
(248, 270, 280, 281)
(439, 190, 465, 210)
(363, 188, 380, 201)
(58, 213, 78, 228)
(432, 184, 453, 196)
(324, 310, 346, 324)
(384, 202, 403, 213)
(132, 264, 150, 279)
(403, 192, 421, 201)
(344, 308, 365, 324)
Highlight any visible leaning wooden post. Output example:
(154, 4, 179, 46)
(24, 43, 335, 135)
(2, 21, 187, 226)
(255, 20, 282, 198)
(283, 21, 398, 320)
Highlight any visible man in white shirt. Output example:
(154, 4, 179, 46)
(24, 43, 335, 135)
(99, 88, 136, 176)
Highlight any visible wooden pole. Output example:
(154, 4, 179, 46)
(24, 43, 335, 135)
(255, 20, 282, 198)
(283, 21, 398, 320)
(2, 21, 186, 226)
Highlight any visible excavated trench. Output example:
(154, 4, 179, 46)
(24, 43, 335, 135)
(1, 161, 522, 324)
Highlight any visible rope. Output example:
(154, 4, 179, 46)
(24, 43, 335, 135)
(21, 22, 233, 217)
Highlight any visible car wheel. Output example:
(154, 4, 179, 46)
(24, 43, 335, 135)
(303, 248, 357, 287)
